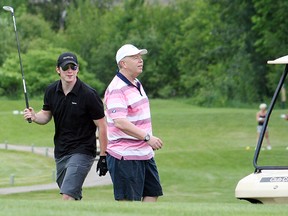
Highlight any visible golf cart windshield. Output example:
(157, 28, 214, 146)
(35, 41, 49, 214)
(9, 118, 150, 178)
(254, 55, 288, 172)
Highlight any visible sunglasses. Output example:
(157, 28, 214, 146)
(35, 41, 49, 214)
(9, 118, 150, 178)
(61, 64, 78, 71)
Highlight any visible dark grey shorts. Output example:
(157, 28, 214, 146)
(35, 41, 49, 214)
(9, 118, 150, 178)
(55, 153, 94, 200)
(107, 154, 163, 201)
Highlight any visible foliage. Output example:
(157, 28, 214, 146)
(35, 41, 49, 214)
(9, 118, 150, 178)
(0, 53, 22, 97)
(17, 13, 55, 52)
(0, 44, 105, 98)
(0, 0, 288, 106)
(252, 0, 288, 95)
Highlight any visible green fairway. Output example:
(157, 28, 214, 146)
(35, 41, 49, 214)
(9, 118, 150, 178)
(0, 99, 54, 146)
(2, 200, 288, 216)
(1, 99, 288, 215)
(0, 150, 54, 187)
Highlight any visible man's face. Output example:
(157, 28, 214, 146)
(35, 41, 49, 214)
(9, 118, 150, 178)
(56, 64, 79, 83)
(122, 54, 144, 75)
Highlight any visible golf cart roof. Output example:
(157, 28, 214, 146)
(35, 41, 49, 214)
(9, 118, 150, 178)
(267, 55, 288, 64)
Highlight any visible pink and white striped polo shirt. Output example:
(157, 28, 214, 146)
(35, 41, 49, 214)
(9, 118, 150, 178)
(104, 72, 154, 160)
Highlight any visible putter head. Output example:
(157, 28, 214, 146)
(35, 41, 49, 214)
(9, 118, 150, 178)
(3, 6, 14, 14)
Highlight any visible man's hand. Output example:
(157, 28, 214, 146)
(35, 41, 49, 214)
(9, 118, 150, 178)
(147, 135, 163, 150)
(96, 156, 108, 176)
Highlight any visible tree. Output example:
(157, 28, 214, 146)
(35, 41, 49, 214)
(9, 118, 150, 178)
(0, 9, 104, 98)
(0, 44, 104, 98)
(252, 0, 288, 95)
(0, 2, 27, 66)
(175, 0, 260, 106)
(1, 0, 286, 106)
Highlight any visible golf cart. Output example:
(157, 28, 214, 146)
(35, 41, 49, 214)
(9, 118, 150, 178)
(235, 55, 288, 204)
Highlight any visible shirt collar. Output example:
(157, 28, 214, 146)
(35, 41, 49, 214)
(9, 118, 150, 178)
(116, 71, 135, 86)
(56, 77, 81, 96)
(116, 71, 142, 95)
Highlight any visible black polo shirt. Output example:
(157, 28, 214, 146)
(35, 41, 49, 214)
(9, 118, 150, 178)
(43, 77, 105, 159)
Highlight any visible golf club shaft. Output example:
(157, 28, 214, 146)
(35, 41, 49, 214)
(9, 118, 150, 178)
(4, 6, 32, 123)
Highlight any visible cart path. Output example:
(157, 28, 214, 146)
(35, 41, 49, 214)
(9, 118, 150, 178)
(0, 143, 112, 195)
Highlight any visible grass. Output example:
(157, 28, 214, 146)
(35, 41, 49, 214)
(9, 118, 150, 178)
(2, 200, 288, 216)
(0, 150, 54, 187)
(1, 98, 288, 215)
(0, 99, 54, 146)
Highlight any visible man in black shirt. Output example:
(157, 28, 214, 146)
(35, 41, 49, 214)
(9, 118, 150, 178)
(23, 52, 108, 200)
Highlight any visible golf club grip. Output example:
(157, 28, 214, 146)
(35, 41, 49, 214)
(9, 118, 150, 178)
(23, 96, 32, 124)
(24, 94, 32, 124)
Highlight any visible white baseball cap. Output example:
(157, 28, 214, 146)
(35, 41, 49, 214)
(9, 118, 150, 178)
(259, 103, 267, 109)
(116, 44, 148, 64)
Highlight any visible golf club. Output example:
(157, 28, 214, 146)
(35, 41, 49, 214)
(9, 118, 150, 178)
(3, 6, 31, 123)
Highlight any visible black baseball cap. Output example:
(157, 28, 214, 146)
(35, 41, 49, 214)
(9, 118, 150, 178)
(57, 52, 78, 67)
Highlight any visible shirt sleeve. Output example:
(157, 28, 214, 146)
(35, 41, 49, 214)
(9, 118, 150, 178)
(105, 88, 128, 120)
(42, 86, 51, 111)
(87, 90, 105, 120)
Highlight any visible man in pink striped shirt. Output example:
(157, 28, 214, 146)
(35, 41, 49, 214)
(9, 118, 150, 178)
(104, 44, 163, 202)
